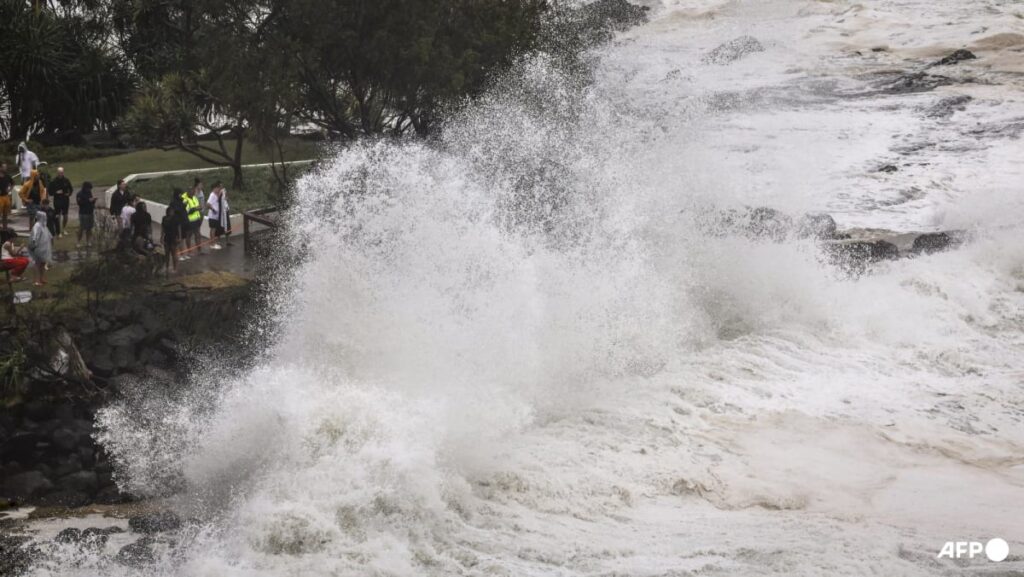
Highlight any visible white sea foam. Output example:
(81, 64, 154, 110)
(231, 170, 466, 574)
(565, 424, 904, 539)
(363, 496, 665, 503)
(26, 1, 1024, 575)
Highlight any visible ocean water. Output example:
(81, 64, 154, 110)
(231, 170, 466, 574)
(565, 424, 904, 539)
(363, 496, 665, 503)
(26, 1, 1024, 575)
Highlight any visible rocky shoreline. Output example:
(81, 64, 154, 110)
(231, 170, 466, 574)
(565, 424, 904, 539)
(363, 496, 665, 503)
(1, 276, 256, 512)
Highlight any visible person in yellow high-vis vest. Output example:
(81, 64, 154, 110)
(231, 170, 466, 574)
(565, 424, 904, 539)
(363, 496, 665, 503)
(181, 188, 203, 256)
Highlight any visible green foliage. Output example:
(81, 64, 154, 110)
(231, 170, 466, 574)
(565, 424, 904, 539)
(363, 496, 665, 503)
(0, 0, 136, 141)
(130, 163, 314, 211)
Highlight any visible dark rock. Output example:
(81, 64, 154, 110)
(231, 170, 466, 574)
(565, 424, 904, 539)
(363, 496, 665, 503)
(796, 213, 837, 240)
(0, 535, 37, 575)
(80, 531, 109, 550)
(90, 347, 116, 378)
(911, 232, 961, 255)
(54, 404, 75, 422)
(113, 345, 136, 369)
(23, 401, 55, 421)
(129, 511, 183, 534)
(96, 319, 111, 332)
(116, 540, 156, 567)
(703, 36, 764, 65)
(107, 324, 147, 348)
(95, 485, 130, 505)
(58, 470, 98, 495)
(52, 428, 78, 452)
(79, 446, 95, 468)
(926, 94, 972, 119)
(745, 207, 793, 241)
(876, 72, 953, 95)
(83, 526, 125, 538)
(1, 432, 45, 462)
(876, 164, 899, 173)
(37, 489, 91, 508)
(51, 454, 83, 478)
(827, 240, 900, 272)
(932, 49, 976, 67)
(55, 528, 82, 544)
(3, 471, 54, 501)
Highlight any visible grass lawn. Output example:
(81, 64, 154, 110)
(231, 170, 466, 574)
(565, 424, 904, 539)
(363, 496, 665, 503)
(53, 138, 322, 189)
(131, 163, 314, 213)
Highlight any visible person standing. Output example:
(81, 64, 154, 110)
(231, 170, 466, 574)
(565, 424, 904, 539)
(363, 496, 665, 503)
(49, 166, 73, 236)
(206, 181, 224, 250)
(41, 198, 59, 237)
(110, 179, 128, 231)
(1, 229, 29, 282)
(18, 170, 46, 228)
(119, 194, 138, 247)
(15, 142, 39, 182)
(181, 187, 203, 256)
(76, 182, 96, 247)
(0, 163, 13, 230)
(192, 178, 206, 220)
(161, 205, 181, 273)
(29, 212, 53, 286)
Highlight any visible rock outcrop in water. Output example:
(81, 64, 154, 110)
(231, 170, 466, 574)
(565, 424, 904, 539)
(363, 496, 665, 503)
(703, 36, 764, 65)
(930, 49, 977, 67)
(693, 205, 967, 274)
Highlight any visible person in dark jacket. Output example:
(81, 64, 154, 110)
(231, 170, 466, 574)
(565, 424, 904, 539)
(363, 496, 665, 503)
(76, 182, 96, 247)
(49, 166, 73, 236)
(130, 202, 154, 255)
(110, 179, 128, 230)
(161, 205, 181, 273)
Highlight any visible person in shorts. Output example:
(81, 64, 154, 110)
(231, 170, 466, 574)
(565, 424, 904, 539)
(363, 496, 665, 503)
(76, 182, 96, 247)
(49, 166, 73, 236)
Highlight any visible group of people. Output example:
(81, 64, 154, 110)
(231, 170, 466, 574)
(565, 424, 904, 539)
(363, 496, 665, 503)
(1, 142, 234, 285)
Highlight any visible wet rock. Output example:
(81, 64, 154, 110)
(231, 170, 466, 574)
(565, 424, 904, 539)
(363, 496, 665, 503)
(95, 485, 131, 505)
(0, 535, 37, 575)
(51, 428, 78, 452)
(796, 213, 837, 240)
(932, 49, 976, 67)
(876, 72, 953, 95)
(911, 232, 961, 255)
(827, 240, 900, 272)
(129, 511, 183, 534)
(55, 528, 82, 544)
(703, 36, 764, 65)
(51, 454, 83, 478)
(116, 540, 156, 567)
(37, 489, 91, 508)
(1, 432, 45, 463)
(57, 470, 98, 495)
(89, 347, 116, 378)
(925, 94, 972, 119)
(4, 471, 53, 501)
(83, 526, 125, 538)
(107, 324, 147, 348)
(744, 207, 792, 241)
(113, 345, 136, 369)
(876, 164, 899, 173)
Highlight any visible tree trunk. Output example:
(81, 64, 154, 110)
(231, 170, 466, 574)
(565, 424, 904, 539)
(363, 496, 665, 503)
(231, 127, 245, 191)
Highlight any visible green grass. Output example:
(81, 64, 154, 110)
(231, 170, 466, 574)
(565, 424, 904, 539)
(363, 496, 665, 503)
(131, 163, 314, 213)
(51, 138, 321, 189)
